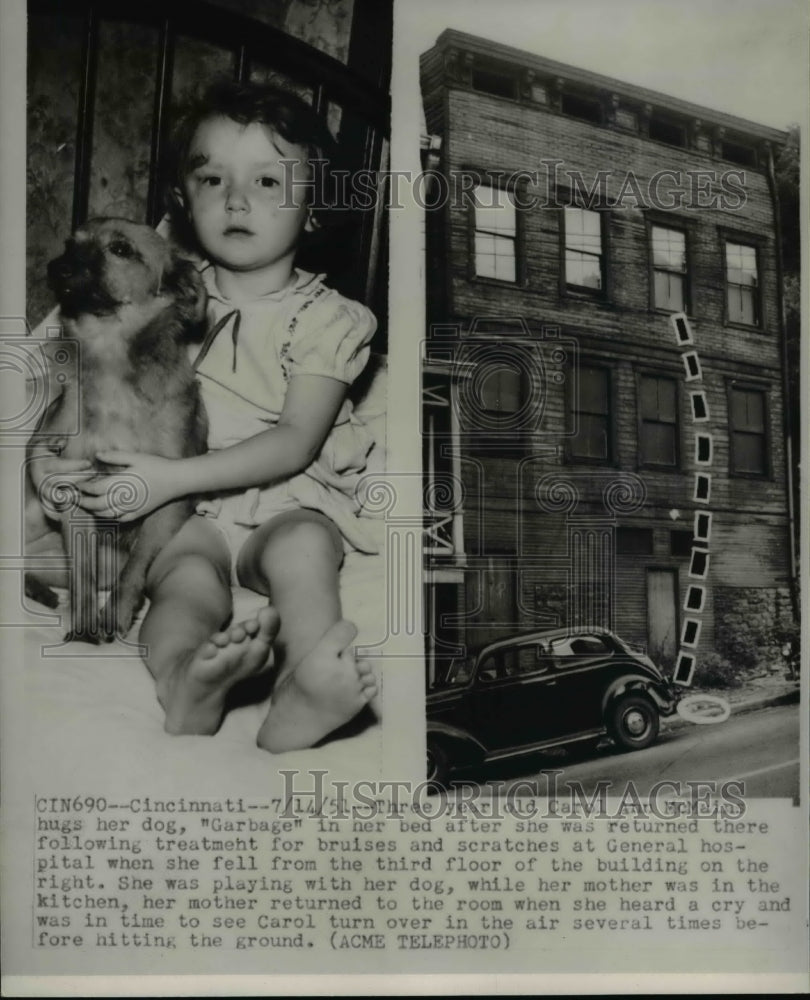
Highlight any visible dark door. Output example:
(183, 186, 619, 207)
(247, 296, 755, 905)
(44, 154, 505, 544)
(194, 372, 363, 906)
(543, 633, 615, 737)
(469, 641, 553, 751)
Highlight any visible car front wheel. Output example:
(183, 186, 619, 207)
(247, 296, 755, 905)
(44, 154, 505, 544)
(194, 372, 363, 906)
(609, 695, 659, 751)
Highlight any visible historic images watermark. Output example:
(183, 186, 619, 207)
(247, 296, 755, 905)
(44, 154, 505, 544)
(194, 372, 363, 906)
(278, 770, 748, 821)
(286, 160, 749, 212)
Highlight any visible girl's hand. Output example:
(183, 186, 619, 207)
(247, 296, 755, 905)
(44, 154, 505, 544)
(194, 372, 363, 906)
(77, 451, 185, 522)
(28, 441, 94, 506)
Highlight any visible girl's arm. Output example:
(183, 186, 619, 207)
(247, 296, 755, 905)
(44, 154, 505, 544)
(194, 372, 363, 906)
(77, 374, 348, 521)
(180, 373, 347, 493)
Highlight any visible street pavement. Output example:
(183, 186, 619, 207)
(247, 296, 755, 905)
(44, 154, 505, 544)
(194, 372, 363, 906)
(474, 701, 801, 799)
(549, 703, 799, 798)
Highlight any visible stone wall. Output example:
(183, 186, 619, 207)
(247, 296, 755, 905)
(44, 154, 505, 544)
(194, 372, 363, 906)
(714, 586, 795, 670)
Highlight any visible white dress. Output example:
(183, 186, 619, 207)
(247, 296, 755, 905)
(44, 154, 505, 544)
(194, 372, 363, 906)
(192, 265, 379, 554)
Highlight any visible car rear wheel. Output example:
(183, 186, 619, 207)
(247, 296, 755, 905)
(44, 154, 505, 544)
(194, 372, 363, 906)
(427, 739, 450, 786)
(609, 695, 659, 751)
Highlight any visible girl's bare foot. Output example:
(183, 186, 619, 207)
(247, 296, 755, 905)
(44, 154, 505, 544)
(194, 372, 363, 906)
(159, 606, 279, 735)
(256, 619, 377, 753)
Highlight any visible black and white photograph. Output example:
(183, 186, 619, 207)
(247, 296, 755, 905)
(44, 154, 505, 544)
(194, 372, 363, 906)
(1, 0, 808, 994)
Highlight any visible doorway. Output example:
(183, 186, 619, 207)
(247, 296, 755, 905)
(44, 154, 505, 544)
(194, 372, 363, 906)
(647, 569, 678, 666)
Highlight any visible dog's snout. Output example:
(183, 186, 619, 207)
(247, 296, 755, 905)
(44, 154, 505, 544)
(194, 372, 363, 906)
(47, 232, 117, 317)
(48, 238, 103, 283)
(48, 256, 74, 281)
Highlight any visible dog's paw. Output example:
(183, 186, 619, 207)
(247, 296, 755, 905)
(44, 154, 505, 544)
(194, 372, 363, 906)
(24, 573, 60, 609)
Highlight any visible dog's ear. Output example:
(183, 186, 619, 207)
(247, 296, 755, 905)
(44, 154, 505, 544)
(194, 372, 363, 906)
(162, 254, 207, 327)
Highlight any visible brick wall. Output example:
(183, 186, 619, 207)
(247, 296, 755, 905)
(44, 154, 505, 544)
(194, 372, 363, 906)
(443, 88, 781, 372)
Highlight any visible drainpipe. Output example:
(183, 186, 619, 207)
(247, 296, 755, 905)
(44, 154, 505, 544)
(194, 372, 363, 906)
(764, 140, 799, 621)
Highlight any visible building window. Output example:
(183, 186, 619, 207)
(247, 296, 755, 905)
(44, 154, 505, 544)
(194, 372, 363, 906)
(480, 359, 524, 416)
(651, 225, 688, 312)
(649, 115, 687, 148)
(639, 375, 679, 468)
(569, 365, 611, 463)
(564, 207, 604, 294)
(721, 139, 757, 168)
(617, 527, 654, 555)
(472, 183, 517, 282)
(469, 358, 527, 458)
(725, 241, 760, 326)
(471, 62, 518, 100)
(729, 386, 768, 476)
(670, 530, 693, 557)
(561, 91, 602, 124)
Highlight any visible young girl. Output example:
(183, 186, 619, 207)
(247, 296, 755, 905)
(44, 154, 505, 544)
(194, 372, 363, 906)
(74, 81, 379, 752)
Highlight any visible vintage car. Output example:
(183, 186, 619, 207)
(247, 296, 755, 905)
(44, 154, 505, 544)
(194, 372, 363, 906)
(426, 627, 680, 784)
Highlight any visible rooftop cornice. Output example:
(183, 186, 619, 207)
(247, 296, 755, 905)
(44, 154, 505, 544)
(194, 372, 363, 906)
(430, 28, 790, 144)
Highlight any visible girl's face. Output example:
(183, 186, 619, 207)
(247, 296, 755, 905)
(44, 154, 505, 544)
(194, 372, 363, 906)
(180, 116, 314, 277)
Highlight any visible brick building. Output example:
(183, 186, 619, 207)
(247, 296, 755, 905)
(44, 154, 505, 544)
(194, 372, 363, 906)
(420, 30, 796, 686)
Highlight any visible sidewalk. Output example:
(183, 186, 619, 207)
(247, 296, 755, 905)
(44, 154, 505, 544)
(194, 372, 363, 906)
(661, 669, 801, 733)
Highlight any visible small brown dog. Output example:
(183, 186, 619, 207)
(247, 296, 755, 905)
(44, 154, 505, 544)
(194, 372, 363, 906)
(25, 218, 208, 642)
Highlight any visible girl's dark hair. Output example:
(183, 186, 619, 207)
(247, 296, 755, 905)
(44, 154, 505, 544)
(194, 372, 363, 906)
(165, 79, 338, 252)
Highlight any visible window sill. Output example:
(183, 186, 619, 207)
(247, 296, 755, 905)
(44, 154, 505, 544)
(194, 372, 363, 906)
(561, 291, 613, 309)
(466, 438, 531, 458)
(564, 284, 606, 299)
(651, 307, 694, 320)
(723, 320, 767, 334)
(469, 274, 521, 290)
(637, 462, 682, 473)
(729, 470, 773, 482)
